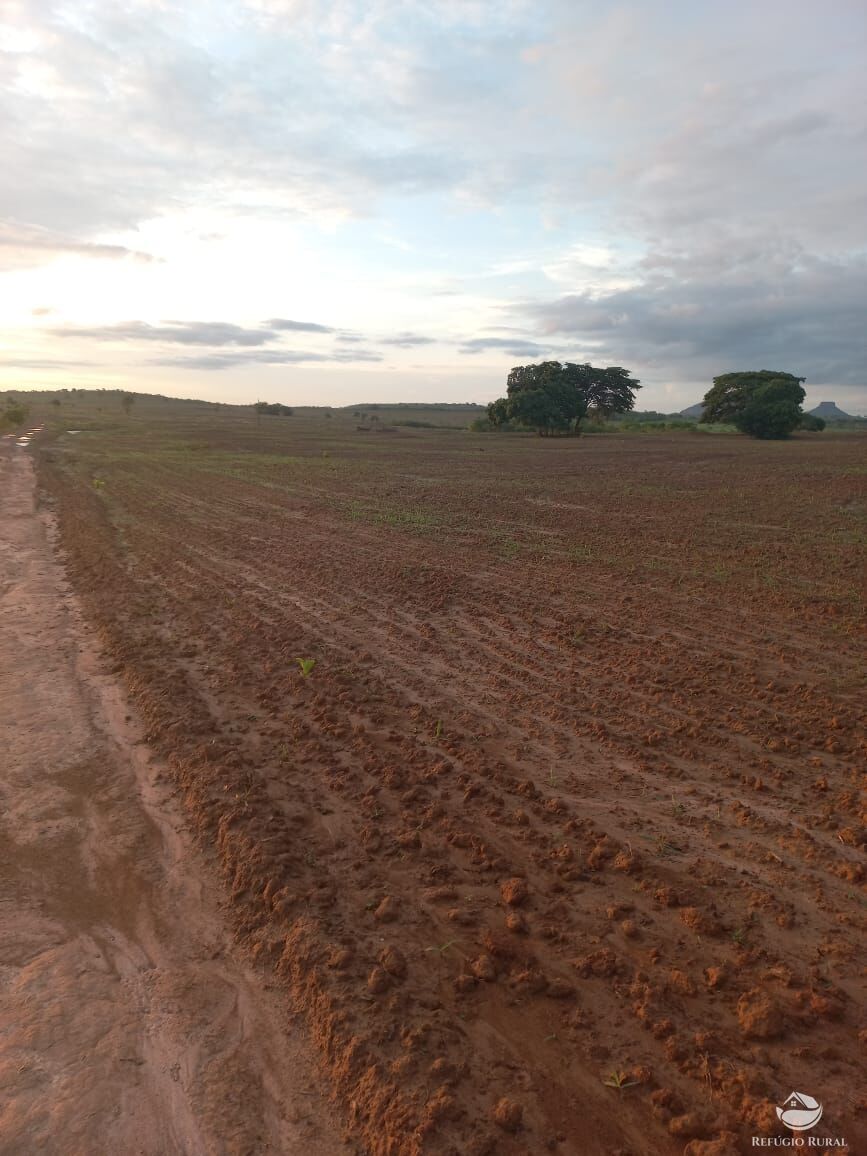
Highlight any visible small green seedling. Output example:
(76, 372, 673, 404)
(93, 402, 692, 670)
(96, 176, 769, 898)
(296, 657, 316, 678)
(424, 940, 458, 956)
(434, 719, 443, 739)
(653, 834, 684, 857)
(603, 1071, 639, 1090)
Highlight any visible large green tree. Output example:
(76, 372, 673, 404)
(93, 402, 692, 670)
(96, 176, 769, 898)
(702, 370, 806, 439)
(488, 361, 641, 436)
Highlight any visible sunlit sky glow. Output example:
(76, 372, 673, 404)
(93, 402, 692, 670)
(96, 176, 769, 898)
(2, 0, 866, 411)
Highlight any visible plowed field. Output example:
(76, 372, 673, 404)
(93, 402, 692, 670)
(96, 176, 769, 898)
(36, 412, 866, 1155)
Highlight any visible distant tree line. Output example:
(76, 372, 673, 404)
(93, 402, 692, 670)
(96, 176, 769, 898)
(484, 363, 825, 440)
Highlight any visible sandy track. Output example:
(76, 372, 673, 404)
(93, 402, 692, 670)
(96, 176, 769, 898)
(0, 448, 342, 1155)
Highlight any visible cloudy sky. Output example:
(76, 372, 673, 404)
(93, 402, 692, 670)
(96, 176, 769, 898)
(2, 0, 866, 411)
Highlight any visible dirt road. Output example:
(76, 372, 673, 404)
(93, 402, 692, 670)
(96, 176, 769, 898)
(0, 445, 342, 1155)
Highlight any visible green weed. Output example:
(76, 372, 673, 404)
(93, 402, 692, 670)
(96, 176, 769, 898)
(424, 940, 459, 956)
(568, 545, 594, 562)
(603, 1071, 639, 1090)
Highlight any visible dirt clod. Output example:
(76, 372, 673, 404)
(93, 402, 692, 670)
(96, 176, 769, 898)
(379, 945, 408, 979)
(491, 1097, 523, 1132)
(500, 877, 529, 907)
(736, 989, 785, 1039)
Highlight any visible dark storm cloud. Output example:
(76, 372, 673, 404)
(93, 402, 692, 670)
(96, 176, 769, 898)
(381, 333, 437, 347)
(0, 223, 155, 272)
(0, 357, 94, 369)
(51, 321, 275, 346)
(267, 318, 335, 333)
(519, 251, 867, 385)
(47, 318, 389, 365)
(150, 348, 384, 370)
(457, 337, 547, 357)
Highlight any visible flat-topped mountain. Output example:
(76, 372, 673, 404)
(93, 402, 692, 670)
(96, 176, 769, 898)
(807, 401, 853, 420)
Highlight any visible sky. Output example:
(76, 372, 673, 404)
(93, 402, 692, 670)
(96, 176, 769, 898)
(2, 0, 866, 412)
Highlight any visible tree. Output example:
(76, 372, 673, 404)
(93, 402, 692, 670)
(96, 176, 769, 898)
(120, 391, 136, 416)
(702, 371, 806, 439)
(798, 413, 825, 432)
(584, 366, 641, 416)
(488, 361, 641, 436)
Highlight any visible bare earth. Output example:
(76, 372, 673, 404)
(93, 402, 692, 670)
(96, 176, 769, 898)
(0, 447, 342, 1155)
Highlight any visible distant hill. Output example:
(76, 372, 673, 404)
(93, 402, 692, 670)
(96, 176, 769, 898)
(807, 401, 853, 421)
(680, 403, 705, 419)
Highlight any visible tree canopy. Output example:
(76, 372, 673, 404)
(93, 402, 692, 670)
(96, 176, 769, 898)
(487, 361, 641, 436)
(254, 401, 294, 416)
(702, 371, 807, 439)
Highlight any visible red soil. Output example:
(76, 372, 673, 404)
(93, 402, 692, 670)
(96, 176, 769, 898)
(36, 422, 866, 1154)
(0, 446, 342, 1155)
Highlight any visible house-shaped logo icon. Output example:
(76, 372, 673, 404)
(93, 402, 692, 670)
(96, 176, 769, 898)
(776, 1092, 823, 1132)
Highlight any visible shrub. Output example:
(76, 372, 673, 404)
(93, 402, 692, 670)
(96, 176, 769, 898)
(799, 414, 826, 432)
(1, 403, 28, 429)
(255, 401, 294, 416)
